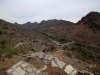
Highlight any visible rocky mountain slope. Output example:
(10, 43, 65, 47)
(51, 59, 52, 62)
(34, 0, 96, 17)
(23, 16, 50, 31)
(66, 12, 100, 45)
(0, 12, 100, 75)
(0, 19, 49, 57)
(14, 19, 74, 40)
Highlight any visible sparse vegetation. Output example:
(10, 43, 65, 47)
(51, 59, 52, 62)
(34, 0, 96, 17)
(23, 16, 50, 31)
(31, 48, 35, 52)
(0, 44, 18, 57)
(58, 38, 67, 43)
(0, 40, 6, 45)
(20, 40, 24, 42)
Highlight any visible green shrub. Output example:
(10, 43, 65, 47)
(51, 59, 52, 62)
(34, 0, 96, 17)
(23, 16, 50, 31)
(31, 48, 35, 52)
(0, 44, 18, 57)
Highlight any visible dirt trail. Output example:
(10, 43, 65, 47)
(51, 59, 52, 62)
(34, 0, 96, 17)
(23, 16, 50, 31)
(14, 42, 23, 48)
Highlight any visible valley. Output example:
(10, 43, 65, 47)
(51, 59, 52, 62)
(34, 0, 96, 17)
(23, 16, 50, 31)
(0, 12, 100, 75)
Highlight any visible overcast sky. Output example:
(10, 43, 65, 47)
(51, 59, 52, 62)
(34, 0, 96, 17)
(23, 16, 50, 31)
(0, 0, 100, 24)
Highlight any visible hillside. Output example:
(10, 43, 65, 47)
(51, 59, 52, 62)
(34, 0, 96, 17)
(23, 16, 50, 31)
(66, 12, 100, 45)
(0, 19, 50, 57)
(15, 19, 74, 40)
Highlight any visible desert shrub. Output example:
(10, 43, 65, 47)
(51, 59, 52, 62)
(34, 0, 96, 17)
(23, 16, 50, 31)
(0, 44, 18, 57)
(31, 48, 35, 52)
(71, 46, 76, 50)
(71, 46, 88, 58)
(59, 38, 66, 43)
(20, 40, 24, 42)
(0, 40, 6, 45)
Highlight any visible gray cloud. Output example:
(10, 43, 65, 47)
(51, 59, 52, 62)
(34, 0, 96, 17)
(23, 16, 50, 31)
(0, 0, 100, 24)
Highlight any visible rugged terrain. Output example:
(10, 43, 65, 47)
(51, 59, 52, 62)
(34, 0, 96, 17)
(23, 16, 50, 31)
(66, 12, 100, 45)
(0, 12, 100, 75)
(15, 19, 74, 40)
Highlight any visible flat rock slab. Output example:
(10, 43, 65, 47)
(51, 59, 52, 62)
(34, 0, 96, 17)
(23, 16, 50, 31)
(12, 67, 26, 75)
(70, 69, 77, 75)
(52, 60, 58, 67)
(64, 65, 74, 74)
(56, 58, 66, 69)
(12, 61, 23, 70)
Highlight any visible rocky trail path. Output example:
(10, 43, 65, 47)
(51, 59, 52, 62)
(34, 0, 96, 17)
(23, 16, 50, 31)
(0, 49, 95, 75)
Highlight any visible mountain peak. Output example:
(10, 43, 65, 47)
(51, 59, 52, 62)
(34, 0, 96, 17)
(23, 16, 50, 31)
(76, 11, 100, 30)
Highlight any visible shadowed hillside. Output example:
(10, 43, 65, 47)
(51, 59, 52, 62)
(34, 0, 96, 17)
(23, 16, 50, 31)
(66, 12, 100, 45)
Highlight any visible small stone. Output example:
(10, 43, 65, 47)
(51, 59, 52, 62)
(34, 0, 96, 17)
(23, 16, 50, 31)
(36, 70, 40, 74)
(40, 65, 47, 71)
(26, 66, 33, 72)
(38, 52, 45, 58)
(33, 67, 37, 71)
(21, 63, 29, 68)
(44, 55, 53, 61)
